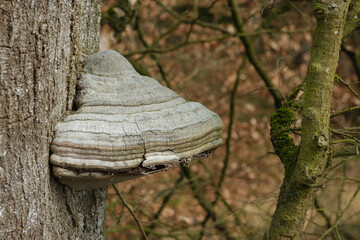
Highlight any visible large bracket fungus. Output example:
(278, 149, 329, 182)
(50, 50, 222, 190)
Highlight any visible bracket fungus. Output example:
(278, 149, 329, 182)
(50, 50, 222, 190)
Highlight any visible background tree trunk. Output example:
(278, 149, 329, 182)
(0, 1, 106, 239)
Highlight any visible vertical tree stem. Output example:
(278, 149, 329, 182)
(268, 1, 351, 239)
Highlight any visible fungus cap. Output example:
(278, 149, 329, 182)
(50, 50, 222, 190)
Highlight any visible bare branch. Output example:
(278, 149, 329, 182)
(342, 45, 360, 81)
(219, 57, 248, 188)
(331, 129, 360, 144)
(135, 9, 172, 88)
(112, 184, 149, 240)
(227, 0, 285, 108)
(333, 145, 360, 158)
(124, 34, 235, 57)
(318, 185, 360, 240)
(331, 105, 360, 118)
(336, 75, 360, 100)
(154, 0, 230, 34)
(146, 173, 184, 234)
(343, 0, 360, 39)
(181, 166, 235, 239)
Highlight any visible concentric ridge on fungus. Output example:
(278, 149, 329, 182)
(50, 50, 222, 190)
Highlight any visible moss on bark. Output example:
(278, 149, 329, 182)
(270, 106, 299, 178)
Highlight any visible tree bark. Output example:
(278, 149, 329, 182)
(267, 0, 350, 239)
(0, 1, 106, 239)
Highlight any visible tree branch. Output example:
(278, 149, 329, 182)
(154, 0, 230, 34)
(145, 172, 184, 235)
(135, 10, 172, 88)
(318, 185, 360, 239)
(268, 0, 351, 238)
(124, 34, 235, 57)
(181, 166, 235, 239)
(342, 45, 360, 81)
(333, 145, 360, 158)
(227, 0, 285, 108)
(112, 184, 149, 240)
(343, 0, 360, 39)
(336, 74, 360, 100)
(219, 57, 247, 188)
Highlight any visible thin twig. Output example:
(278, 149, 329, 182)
(330, 139, 359, 145)
(337, 75, 360, 100)
(154, 0, 230, 34)
(327, 177, 360, 182)
(331, 105, 360, 118)
(337, 162, 347, 222)
(112, 184, 149, 240)
(199, 160, 246, 233)
(318, 185, 360, 240)
(331, 129, 360, 144)
(124, 34, 235, 57)
(197, 58, 248, 239)
(314, 197, 332, 229)
(219, 57, 248, 187)
(135, 6, 172, 88)
(146, 172, 184, 234)
(181, 166, 234, 239)
(342, 45, 360, 82)
(227, 0, 284, 108)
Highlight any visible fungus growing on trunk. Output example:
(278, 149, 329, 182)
(50, 50, 222, 190)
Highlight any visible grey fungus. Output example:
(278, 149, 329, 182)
(50, 50, 222, 190)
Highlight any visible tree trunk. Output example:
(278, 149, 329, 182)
(267, 0, 351, 239)
(0, 1, 106, 239)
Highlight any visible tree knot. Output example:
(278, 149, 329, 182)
(314, 133, 328, 148)
(313, 3, 328, 20)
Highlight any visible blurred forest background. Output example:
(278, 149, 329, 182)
(99, 0, 360, 239)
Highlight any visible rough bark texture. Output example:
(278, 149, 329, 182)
(267, 1, 350, 239)
(0, 1, 106, 239)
